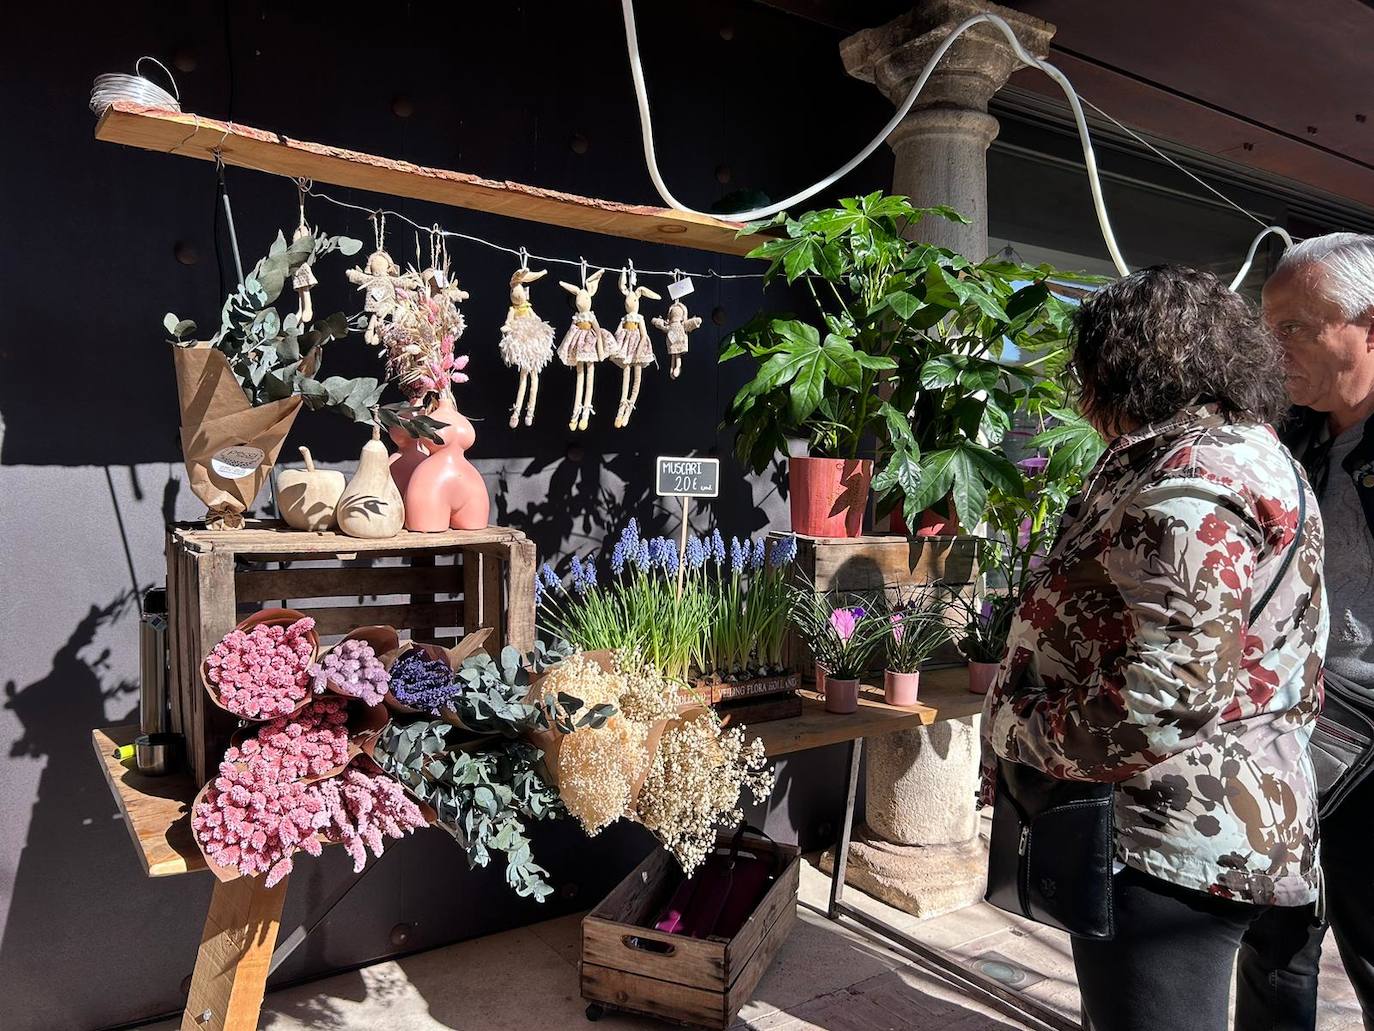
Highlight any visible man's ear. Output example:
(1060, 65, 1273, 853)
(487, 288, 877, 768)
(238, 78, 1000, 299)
(1365, 311, 1374, 351)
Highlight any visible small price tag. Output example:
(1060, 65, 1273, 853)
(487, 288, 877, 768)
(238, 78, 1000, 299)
(656, 456, 720, 498)
(667, 277, 695, 300)
(211, 444, 266, 480)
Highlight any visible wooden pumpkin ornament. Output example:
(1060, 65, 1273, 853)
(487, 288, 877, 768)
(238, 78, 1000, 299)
(336, 418, 406, 539)
(278, 446, 345, 531)
(610, 266, 661, 428)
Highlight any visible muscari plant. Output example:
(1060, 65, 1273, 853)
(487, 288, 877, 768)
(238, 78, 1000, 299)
(165, 228, 446, 443)
(721, 192, 1106, 531)
(373, 640, 614, 901)
(698, 532, 798, 679)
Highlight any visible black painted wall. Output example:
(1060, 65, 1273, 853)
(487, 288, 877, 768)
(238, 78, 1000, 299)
(0, 3, 893, 1028)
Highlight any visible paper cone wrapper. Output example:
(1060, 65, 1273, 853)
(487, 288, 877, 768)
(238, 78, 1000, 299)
(174, 344, 302, 529)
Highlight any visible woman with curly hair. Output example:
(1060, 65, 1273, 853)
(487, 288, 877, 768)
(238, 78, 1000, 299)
(981, 266, 1328, 1031)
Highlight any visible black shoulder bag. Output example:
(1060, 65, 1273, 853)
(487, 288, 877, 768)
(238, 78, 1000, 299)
(986, 457, 1307, 939)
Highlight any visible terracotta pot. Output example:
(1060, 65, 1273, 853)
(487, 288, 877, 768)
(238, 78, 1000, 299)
(789, 456, 872, 538)
(824, 677, 860, 714)
(890, 504, 961, 538)
(884, 669, 920, 706)
(968, 661, 1000, 695)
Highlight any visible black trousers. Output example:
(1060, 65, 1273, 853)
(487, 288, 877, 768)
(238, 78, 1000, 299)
(1074, 866, 1267, 1031)
(1235, 774, 1374, 1031)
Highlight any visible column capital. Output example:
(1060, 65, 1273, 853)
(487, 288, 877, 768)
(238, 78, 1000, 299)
(841, 0, 1055, 113)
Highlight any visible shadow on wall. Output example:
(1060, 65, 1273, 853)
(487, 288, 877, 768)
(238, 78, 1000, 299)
(0, 589, 207, 1026)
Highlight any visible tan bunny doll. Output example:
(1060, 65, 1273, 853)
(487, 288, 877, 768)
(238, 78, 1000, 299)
(652, 299, 702, 380)
(557, 268, 613, 432)
(609, 270, 662, 428)
(500, 265, 556, 428)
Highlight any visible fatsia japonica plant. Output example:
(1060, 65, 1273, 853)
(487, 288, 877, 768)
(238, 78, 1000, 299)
(720, 192, 1106, 530)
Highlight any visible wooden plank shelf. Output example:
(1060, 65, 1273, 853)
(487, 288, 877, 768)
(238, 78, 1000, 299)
(95, 102, 756, 256)
(92, 667, 981, 880)
(92, 725, 204, 877)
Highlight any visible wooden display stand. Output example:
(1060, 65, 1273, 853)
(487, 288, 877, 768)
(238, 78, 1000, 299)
(166, 520, 535, 784)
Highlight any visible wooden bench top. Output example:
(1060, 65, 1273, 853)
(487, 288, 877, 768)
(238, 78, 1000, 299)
(94, 666, 983, 878)
(170, 520, 528, 556)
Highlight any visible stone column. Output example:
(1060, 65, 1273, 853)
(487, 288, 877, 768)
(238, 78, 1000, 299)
(825, 1, 1055, 920)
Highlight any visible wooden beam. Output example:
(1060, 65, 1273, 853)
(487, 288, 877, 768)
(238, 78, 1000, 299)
(95, 102, 757, 257)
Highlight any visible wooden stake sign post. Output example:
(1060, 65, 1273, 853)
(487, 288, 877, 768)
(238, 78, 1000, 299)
(656, 456, 719, 598)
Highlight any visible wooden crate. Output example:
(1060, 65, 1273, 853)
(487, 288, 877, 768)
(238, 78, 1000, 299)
(777, 531, 980, 674)
(166, 520, 536, 784)
(581, 833, 800, 1029)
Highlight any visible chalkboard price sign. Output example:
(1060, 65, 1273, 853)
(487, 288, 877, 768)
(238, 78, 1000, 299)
(656, 456, 720, 498)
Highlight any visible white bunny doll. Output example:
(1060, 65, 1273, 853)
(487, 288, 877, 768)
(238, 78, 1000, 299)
(609, 270, 662, 428)
(499, 266, 556, 427)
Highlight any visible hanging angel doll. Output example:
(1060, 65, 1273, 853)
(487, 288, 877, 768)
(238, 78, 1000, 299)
(652, 299, 702, 380)
(609, 270, 661, 428)
(346, 214, 421, 348)
(290, 188, 318, 325)
(557, 268, 614, 432)
(500, 263, 556, 428)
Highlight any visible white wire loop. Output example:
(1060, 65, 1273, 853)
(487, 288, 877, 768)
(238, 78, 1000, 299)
(1229, 225, 1294, 291)
(89, 57, 182, 116)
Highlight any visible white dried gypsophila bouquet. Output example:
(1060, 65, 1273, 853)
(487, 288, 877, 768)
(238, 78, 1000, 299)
(544, 649, 774, 874)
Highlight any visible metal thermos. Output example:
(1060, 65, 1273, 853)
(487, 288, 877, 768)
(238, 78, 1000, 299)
(135, 587, 176, 776)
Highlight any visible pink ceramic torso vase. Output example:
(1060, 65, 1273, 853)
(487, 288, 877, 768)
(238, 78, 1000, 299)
(404, 398, 490, 532)
(387, 424, 428, 497)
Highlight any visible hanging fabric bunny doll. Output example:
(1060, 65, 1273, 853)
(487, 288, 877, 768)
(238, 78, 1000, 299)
(500, 261, 556, 428)
(609, 269, 662, 428)
(557, 267, 614, 432)
(652, 298, 702, 380)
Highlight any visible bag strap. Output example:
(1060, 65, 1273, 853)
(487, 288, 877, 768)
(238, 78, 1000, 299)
(1251, 456, 1306, 623)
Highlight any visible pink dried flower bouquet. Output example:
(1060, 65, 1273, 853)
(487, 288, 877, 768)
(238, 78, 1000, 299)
(192, 761, 326, 886)
(203, 611, 318, 719)
(314, 761, 428, 872)
(309, 637, 390, 707)
(226, 697, 351, 782)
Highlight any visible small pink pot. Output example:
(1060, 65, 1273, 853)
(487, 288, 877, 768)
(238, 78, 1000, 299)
(824, 677, 860, 715)
(884, 669, 920, 706)
(968, 661, 1000, 695)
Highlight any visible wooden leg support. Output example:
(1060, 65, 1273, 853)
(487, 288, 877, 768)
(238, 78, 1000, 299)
(181, 875, 289, 1031)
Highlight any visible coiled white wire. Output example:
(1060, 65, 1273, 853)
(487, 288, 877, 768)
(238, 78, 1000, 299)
(620, 1, 1293, 285)
(89, 57, 180, 117)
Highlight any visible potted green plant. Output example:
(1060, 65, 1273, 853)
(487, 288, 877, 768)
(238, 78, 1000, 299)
(954, 593, 1017, 694)
(722, 192, 1103, 538)
(787, 585, 882, 714)
(876, 586, 952, 706)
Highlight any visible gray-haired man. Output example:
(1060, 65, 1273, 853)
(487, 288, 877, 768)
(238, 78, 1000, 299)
(1245, 232, 1374, 1030)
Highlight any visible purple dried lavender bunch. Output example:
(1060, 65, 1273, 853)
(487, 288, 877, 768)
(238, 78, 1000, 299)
(308, 639, 389, 706)
(388, 649, 459, 713)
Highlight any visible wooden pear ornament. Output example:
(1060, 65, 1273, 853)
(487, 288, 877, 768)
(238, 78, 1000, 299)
(278, 446, 345, 531)
(335, 422, 406, 539)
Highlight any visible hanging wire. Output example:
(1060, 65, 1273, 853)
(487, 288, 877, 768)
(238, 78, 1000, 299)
(303, 185, 768, 280)
(89, 57, 181, 116)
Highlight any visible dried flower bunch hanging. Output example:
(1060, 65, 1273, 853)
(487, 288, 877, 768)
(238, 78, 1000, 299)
(309, 638, 389, 706)
(205, 616, 317, 719)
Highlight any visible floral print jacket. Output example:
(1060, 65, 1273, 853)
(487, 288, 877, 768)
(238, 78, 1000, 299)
(981, 405, 1327, 906)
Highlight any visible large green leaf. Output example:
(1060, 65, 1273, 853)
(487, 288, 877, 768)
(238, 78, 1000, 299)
(1031, 415, 1106, 480)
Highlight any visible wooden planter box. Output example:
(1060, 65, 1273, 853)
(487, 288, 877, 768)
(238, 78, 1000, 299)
(581, 833, 800, 1029)
(165, 520, 536, 784)
(776, 531, 980, 675)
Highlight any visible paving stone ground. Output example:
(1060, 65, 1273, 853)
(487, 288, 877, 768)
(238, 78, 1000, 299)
(139, 855, 1362, 1031)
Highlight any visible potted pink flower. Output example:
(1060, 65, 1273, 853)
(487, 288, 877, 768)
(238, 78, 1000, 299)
(877, 587, 952, 706)
(787, 584, 882, 714)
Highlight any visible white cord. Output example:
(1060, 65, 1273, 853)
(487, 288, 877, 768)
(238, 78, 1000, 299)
(621, 3, 1130, 275)
(90, 57, 181, 116)
(1229, 224, 1294, 290)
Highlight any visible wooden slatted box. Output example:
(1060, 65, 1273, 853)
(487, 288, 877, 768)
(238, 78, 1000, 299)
(165, 520, 536, 785)
(581, 833, 800, 1029)
(777, 531, 981, 676)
